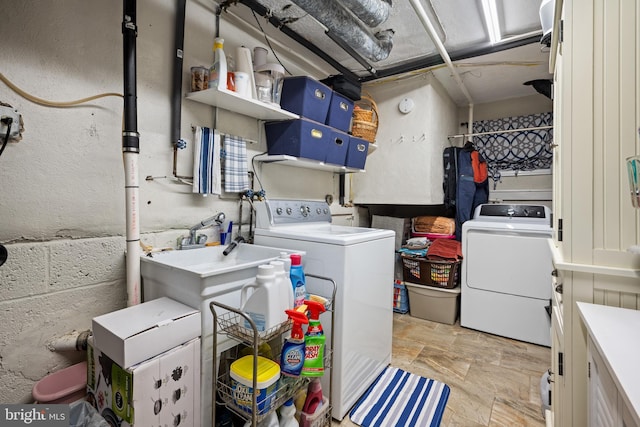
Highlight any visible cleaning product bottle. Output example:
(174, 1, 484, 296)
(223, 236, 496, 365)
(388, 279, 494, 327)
(240, 264, 287, 332)
(301, 300, 326, 377)
(208, 37, 227, 90)
(278, 398, 297, 427)
(290, 254, 307, 308)
(301, 378, 324, 416)
(280, 309, 308, 377)
(278, 252, 294, 305)
(270, 260, 294, 310)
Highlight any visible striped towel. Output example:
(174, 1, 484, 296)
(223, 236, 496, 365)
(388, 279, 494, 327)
(350, 366, 450, 427)
(222, 134, 250, 192)
(192, 126, 221, 195)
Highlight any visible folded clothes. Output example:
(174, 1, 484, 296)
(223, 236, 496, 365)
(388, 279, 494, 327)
(426, 238, 462, 261)
(398, 247, 429, 257)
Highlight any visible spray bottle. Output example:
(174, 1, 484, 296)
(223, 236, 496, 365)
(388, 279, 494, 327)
(301, 300, 326, 377)
(208, 37, 227, 90)
(290, 254, 306, 308)
(280, 309, 308, 377)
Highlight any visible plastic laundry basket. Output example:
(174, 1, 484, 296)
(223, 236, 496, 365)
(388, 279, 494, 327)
(32, 361, 87, 404)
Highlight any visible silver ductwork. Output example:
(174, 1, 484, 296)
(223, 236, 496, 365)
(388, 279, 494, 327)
(290, 0, 394, 62)
(336, 0, 392, 27)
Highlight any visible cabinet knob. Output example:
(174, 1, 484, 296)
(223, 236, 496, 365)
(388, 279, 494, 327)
(555, 284, 563, 294)
(551, 269, 558, 277)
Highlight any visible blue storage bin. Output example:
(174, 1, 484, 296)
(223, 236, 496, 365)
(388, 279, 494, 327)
(325, 129, 349, 166)
(265, 118, 330, 162)
(325, 91, 354, 132)
(345, 136, 369, 169)
(280, 76, 331, 123)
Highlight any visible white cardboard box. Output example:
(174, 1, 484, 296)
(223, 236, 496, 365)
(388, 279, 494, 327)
(92, 297, 201, 368)
(87, 336, 201, 427)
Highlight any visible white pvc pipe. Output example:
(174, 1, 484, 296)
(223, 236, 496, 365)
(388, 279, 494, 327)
(408, 0, 474, 105)
(124, 151, 141, 306)
(468, 103, 474, 143)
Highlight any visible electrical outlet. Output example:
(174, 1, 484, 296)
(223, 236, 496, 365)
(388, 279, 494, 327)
(0, 105, 22, 140)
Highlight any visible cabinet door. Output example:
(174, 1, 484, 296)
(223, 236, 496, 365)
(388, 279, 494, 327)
(551, 310, 564, 427)
(588, 339, 622, 427)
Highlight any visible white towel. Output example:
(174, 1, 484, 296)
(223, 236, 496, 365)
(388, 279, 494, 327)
(222, 134, 250, 193)
(192, 126, 221, 195)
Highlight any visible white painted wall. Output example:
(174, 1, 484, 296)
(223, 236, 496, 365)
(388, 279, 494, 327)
(352, 73, 459, 204)
(0, 0, 341, 403)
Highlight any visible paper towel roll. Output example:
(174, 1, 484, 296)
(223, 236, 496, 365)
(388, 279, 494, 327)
(236, 46, 256, 99)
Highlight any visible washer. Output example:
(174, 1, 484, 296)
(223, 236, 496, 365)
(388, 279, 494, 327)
(253, 199, 395, 420)
(461, 204, 552, 347)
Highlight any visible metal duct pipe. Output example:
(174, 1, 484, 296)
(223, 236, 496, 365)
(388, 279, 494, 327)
(336, 0, 392, 28)
(290, 0, 394, 62)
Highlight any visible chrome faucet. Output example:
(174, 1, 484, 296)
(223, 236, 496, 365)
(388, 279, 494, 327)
(222, 235, 246, 256)
(179, 212, 225, 250)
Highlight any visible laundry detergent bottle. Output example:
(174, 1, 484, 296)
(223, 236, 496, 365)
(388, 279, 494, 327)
(302, 300, 326, 377)
(290, 254, 307, 308)
(270, 260, 294, 310)
(280, 309, 308, 377)
(240, 264, 287, 332)
(278, 398, 297, 427)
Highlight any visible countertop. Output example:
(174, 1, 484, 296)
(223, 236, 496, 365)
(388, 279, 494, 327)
(577, 302, 640, 426)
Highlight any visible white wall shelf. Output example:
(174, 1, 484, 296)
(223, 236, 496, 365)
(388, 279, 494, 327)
(185, 87, 299, 121)
(254, 154, 365, 173)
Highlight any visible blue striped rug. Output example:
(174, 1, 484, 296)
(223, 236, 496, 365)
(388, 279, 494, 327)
(350, 366, 450, 427)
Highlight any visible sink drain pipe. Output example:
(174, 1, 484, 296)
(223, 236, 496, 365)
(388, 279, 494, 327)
(122, 0, 141, 306)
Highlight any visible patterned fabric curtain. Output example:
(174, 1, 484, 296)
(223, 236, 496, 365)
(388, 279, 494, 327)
(472, 112, 554, 180)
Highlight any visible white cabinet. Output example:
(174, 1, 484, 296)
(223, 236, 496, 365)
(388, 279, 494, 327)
(577, 303, 640, 427)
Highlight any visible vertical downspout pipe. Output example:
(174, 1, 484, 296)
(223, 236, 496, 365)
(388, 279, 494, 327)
(171, 0, 186, 157)
(123, 0, 141, 306)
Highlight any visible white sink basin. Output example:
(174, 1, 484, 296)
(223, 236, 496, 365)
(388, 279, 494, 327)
(140, 243, 302, 307)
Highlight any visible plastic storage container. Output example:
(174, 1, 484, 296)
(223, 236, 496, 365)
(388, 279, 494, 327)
(265, 118, 331, 162)
(230, 355, 281, 415)
(32, 361, 87, 404)
(325, 91, 354, 132)
(345, 136, 369, 169)
(405, 283, 460, 324)
(280, 76, 332, 123)
(325, 129, 349, 166)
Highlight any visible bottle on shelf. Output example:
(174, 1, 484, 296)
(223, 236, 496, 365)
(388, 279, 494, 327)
(280, 309, 308, 377)
(302, 378, 324, 415)
(302, 300, 326, 377)
(208, 37, 227, 91)
(270, 260, 294, 310)
(226, 54, 235, 92)
(290, 254, 307, 308)
(278, 398, 298, 427)
(240, 264, 288, 332)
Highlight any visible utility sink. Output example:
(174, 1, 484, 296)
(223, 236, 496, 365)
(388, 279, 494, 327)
(140, 242, 304, 427)
(140, 243, 302, 308)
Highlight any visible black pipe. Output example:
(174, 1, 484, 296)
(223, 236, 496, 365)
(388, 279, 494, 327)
(171, 0, 186, 147)
(339, 173, 345, 206)
(122, 0, 139, 152)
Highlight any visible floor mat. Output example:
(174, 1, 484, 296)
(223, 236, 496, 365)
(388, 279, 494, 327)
(350, 366, 450, 427)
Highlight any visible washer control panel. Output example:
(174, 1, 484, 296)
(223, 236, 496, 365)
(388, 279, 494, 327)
(477, 204, 548, 219)
(255, 199, 332, 227)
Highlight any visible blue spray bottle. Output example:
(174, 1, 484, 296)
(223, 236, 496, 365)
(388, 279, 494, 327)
(290, 254, 306, 308)
(280, 309, 308, 377)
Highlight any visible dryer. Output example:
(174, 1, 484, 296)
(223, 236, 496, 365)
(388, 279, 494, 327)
(461, 204, 552, 347)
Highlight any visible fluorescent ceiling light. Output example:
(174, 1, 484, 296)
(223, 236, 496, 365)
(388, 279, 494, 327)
(481, 0, 501, 44)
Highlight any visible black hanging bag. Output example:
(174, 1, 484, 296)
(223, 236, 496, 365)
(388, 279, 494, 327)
(442, 146, 460, 213)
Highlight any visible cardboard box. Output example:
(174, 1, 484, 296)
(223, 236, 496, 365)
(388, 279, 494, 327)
(92, 297, 201, 368)
(87, 336, 201, 427)
(406, 283, 460, 325)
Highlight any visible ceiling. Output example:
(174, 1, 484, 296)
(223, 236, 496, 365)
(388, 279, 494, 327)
(219, 0, 553, 106)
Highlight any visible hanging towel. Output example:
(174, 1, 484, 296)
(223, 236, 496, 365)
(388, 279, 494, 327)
(192, 126, 222, 195)
(222, 134, 250, 192)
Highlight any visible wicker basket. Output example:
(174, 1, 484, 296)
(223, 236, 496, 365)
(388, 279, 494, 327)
(401, 255, 461, 289)
(351, 94, 378, 143)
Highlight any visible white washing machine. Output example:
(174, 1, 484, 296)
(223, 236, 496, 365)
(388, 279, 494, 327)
(253, 199, 395, 421)
(461, 204, 552, 347)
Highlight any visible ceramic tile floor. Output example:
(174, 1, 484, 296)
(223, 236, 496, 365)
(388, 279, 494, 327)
(333, 313, 550, 427)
